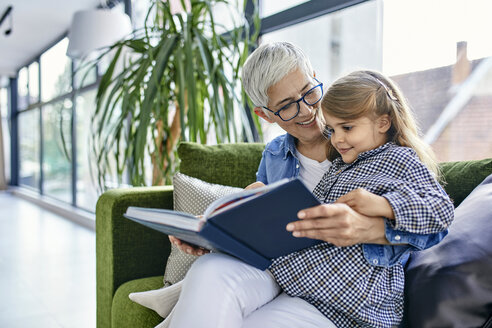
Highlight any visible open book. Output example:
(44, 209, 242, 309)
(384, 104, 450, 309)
(124, 178, 322, 270)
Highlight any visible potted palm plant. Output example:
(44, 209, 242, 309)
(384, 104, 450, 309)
(86, 0, 260, 190)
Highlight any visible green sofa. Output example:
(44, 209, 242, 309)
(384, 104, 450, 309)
(96, 141, 492, 328)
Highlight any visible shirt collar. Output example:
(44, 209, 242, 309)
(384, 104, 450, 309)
(282, 133, 297, 160)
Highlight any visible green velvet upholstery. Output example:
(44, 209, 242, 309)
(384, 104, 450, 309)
(439, 158, 492, 207)
(178, 142, 266, 187)
(112, 276, 164, 328)
(96, 186, 174, 328)
(96, 141, 492, 328)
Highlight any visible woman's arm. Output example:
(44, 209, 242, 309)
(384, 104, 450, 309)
(287, 203, 389, 247)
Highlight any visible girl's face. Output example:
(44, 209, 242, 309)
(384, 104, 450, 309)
(323, 112, 390, 163)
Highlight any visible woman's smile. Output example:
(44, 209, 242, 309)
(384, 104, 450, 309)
(296, 112, 317, 127)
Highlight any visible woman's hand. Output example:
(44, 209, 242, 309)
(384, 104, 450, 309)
(335, 188, 395, 219)
(286, 203, 389, 247)
(245, 181, 266, 190)
(168, 235, 209, 256)
(169, 214, 209, 256)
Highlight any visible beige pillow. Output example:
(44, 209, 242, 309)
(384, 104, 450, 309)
(163, 172, 243, 286)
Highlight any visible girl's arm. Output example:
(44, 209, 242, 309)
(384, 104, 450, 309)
(335, 188, 395, 219)
(335, 149, 454, 236)
(380, 155, 454, 234)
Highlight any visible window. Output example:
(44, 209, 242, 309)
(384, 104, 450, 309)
(40, 38, 72, 102)
(73, 60, 97, 90)
(382, 0, 492, 162)
(18, 109, 40, 190)
(75, 90, 99, 211)
(29, 62, 40, 104)
(131, 0, 152, 31)
(42, 100, 72, 203)
(260, 0, 309, 17)
(18, 67, 29, 110)
(0, 87, 10, 182)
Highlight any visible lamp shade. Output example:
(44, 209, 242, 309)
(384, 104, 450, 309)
(67, 9, 132, 58)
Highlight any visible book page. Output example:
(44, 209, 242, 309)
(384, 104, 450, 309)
(125, 206, 204, 231)
(202, 178, 290, 219)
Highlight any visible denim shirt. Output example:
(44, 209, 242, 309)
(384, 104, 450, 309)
(256, 133, 448, 267)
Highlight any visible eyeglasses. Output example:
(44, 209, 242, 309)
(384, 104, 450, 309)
(263, 78, 323, 121)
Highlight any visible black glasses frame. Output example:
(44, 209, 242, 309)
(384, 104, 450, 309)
(263, 78, 323, 121)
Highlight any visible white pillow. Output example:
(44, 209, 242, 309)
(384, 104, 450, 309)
(129, 173, 242, 324)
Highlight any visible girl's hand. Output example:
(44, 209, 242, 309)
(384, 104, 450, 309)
(335, 188, 395, 219)
(168, 235, 209, 256)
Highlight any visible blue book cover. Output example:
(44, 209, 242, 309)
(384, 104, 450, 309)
(124, 178, 322, 270)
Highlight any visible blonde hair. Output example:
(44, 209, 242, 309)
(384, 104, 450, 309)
(321, 70, 441, 179)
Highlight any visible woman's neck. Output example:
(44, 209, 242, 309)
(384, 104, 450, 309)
(296, 137, 329, 163)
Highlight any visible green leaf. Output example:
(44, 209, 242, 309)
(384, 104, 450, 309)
(134, 34, 179, 173)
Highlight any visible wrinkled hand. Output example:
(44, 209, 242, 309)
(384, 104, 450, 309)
(335, 188, 394, 219)
(169, 214, 209, 256)
(168, 235, 209, 256)
(286, 203, 388, 247)
(245, 181, 266, 190)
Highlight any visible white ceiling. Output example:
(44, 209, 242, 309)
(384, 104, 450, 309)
(0, 0, 100, 78)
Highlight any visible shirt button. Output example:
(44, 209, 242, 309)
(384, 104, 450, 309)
(296, 164, 300, 169)
(395, 235, 401, 241)
(372, 259, 378, 265)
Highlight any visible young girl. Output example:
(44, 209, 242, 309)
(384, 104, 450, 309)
(169, 70, 454, 328)
(274, 70, 455, 327)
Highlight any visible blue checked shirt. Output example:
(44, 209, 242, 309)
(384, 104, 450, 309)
(268, 142, 454, 327)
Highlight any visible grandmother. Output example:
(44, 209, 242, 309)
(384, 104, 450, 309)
(168, 42, 446, 327)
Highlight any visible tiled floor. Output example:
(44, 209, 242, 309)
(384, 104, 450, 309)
(0, 191, 96, 328)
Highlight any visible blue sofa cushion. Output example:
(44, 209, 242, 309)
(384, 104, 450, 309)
(404, 174, 492, 327)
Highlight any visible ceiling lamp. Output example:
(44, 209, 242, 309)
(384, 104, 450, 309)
(67, 8, 132, 59)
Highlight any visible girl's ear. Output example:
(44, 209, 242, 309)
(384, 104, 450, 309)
(254, 107, 274, 123)
(378, 114, 391, 133)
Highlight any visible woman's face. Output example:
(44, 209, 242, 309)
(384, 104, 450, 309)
(260, 69, 325, 146)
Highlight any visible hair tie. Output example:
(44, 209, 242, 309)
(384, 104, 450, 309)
(375, 78, 398, 102)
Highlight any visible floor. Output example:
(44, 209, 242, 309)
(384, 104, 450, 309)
(0, 191, 96, 328)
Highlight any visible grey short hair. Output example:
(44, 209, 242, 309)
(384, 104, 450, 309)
(242, 42, 314, 108)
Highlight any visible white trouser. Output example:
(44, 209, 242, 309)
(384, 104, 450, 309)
(168, 253, 336, 328)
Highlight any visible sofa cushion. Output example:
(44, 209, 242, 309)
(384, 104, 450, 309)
(404, 173, 492, 327)
(178, 142, 265, 188)
(112, 276, 164, 328)
(439, 157, 492, 207)
(163, 173, 242, 286)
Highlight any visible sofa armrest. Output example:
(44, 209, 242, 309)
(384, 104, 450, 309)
(96, 186, 173, 328)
